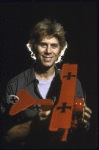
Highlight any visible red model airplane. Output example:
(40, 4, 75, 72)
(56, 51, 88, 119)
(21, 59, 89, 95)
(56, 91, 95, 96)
(9, 64, 85, 141)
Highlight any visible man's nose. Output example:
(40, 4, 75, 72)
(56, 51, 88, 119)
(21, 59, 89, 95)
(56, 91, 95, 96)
(46, 45, 52, 53)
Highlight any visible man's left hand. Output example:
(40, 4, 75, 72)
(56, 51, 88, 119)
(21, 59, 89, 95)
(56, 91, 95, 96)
(79, 106, 92, 130)
(82, 106, 92, 123)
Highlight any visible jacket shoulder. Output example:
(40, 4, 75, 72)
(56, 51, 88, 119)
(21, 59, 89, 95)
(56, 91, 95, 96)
(8, 68, 30, 85)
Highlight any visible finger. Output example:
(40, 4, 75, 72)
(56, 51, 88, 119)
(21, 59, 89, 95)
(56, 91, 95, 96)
(84, 112, 91, 119)
(40, 116, 47, 121)
(85, 121, 90, 129)
(38, 110, 51, 117)
(38, 111, 46, 117)
(81, 118, 87, 124)
(85, 107, 92, 114)
(45, 110, 51, 116)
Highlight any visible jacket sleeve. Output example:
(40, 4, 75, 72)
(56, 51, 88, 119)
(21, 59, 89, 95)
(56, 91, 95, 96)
(75, 78, 84, 99)
(0, 77, 20, 137)
(0, 77, 18, 114)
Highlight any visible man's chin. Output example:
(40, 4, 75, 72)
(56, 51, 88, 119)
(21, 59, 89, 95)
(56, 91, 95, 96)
(41, 64, 53, 69)
(41, 62, 55, 69)
(36, 59, 55, 69)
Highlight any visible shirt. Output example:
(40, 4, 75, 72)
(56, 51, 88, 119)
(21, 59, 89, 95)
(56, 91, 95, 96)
(36, 72, 55, 99)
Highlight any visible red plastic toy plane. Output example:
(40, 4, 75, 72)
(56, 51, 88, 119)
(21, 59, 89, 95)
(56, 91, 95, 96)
(9, 64, 85, 141)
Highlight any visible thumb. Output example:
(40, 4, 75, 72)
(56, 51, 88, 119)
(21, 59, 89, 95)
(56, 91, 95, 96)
(45, 110, 51, 116)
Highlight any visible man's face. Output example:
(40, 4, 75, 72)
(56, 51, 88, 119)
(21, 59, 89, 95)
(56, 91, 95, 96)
(35, 36, 61, 68)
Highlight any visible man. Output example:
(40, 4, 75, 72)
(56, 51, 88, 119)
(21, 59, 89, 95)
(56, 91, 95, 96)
(0, 18, 92, 149)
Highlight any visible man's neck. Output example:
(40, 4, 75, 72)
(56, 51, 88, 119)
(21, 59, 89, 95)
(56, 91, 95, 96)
(34, 63, 55, 81)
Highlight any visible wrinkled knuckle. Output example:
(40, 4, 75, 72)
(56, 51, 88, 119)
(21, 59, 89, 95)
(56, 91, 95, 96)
(89, 115, 91, 119)
(87, 114, 90, 118)
(84, 120, 87, 124)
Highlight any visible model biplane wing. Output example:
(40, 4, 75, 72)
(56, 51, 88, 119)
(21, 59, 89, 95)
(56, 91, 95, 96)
(49, 64, 78, 140)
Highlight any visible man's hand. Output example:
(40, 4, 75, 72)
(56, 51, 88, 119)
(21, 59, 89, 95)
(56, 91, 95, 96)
(82, 106, 92, 123)
(38, 110, 51, 121)
(4, 110, 51, 143)
(79, 106, 92, 130)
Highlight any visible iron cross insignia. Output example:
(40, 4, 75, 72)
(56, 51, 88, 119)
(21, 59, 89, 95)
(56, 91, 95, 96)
(33, 104, 42, 111)
(63, 72, 75, 80)
(9, 95, 19, 104)
(57, 103, 71, 113)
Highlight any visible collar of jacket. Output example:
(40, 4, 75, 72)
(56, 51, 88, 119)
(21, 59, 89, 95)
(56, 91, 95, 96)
(26, 63, 61, 86)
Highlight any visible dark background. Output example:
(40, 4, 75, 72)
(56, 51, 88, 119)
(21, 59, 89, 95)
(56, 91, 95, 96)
(0, 1, 97, 149)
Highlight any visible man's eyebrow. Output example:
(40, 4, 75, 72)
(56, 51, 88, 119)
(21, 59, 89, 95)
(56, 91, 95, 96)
(39, 42, 47, 44)
(51, 43, 58, 45)
(39, 42, 59, 46)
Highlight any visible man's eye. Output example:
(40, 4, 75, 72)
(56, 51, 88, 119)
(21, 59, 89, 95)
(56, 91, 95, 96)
(52, 45, 58, 48)
(41, 43, 47, 47)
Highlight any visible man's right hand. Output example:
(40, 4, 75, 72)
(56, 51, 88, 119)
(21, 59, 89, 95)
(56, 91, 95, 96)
(4, 110, 51, 143)
(38, 110, 51, 121)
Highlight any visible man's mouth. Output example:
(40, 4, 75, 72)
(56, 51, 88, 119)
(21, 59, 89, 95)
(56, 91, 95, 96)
(43, 56, 52, 62)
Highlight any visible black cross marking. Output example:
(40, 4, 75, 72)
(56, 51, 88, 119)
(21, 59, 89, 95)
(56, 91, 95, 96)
(33, 105, 41, 111)
(63, 72, 75, 80)
(57, 103, 71, 113)
(10, 97, 18, 103)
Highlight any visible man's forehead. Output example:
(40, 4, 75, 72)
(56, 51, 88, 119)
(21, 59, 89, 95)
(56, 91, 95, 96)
(40, 36, 59, 44)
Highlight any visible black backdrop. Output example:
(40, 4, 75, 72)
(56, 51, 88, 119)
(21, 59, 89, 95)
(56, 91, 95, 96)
(0, 1, 97, 149)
